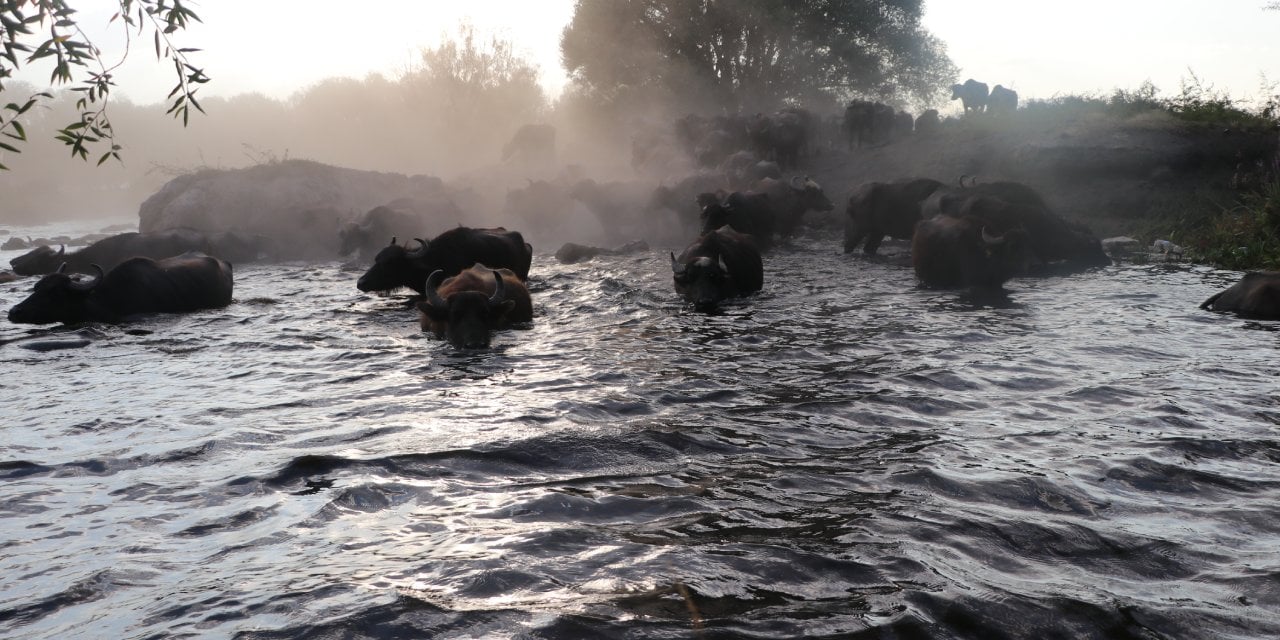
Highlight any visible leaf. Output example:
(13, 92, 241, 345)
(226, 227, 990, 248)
(154, 30, 160, 60)
(0, 141, 19, 153)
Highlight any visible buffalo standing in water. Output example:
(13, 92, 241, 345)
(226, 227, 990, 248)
(356, 227, 532, 295)
(844, 178, 946, 255)
(1200, 272, 1280, 319)
(8, 253, 233, 325)
(671, 226, 764, 312)
(417, 265, 533, 348)
(912, 216, 1030, 289)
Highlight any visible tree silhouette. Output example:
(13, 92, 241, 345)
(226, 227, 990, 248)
(560, 0, 956, 112)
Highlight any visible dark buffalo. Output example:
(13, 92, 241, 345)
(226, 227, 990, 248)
(915, 109, 941, 136)
(502, 124, 556, 163)
(648, 173, 730, 238)
(951, 79, 990, 115)
(699, 191, 777, 249)
(844, 178, 946, 254)
(842, 99, 875, 149)
(9, 229, 213, 276)
(1200, 272, 1280, 319)
(417, 265, 533, 348)
(912, 216, 1030, 289)
(671, 226, 764, 312)
(355, 227, 532, 295)
(554, 240, 648, 264)
(748, 108, 811, 170)
(954, 188, 1110, 273)
(752, 176, 835, 237)
(893, 110, 914, 141)
(988, 85, 1019, 116)
(568, 179, 654, 243)
(339, 198, 462, 261)
(8, 253, 233, 325)
(920, 180, 1109, 273)
(206, 231, 275, 264)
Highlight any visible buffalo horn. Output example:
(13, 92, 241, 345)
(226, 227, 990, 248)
(389, 236, 398, 246)
(71, 264, 105, 291)
(790, 175, 805, 190)
(57, 244, 66, 256)
(56, 262, 68, 274)
(488, 270, 506, 305)
(414, 238, 428, 252)
(670, 252, 686, 275)
(980, 226, 1004, 245)
(424, 270, 448, 308)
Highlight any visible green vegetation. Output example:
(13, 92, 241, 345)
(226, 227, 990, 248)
(0, 1, 206, 169)
(1017, 78, 1279, 270)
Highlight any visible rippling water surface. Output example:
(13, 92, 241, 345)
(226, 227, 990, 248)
(1, 221, 1278, 639)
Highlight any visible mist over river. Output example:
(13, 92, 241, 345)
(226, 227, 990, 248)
(1, 220, 1278, 639)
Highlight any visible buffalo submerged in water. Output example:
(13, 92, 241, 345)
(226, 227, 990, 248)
(417, 265, 533, 348)
(8, 229, 268, 276)
(7, 253, 234, 325)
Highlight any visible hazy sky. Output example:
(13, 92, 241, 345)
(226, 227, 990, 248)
(11, 1, 1279, 108)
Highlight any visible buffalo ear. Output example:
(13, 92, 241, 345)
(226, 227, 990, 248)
(495, 299, 516, 319)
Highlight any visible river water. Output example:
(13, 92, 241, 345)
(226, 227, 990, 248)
(1, 220, 1277, 639)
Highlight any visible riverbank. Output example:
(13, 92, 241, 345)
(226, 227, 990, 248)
(803, 102, 1279, 268)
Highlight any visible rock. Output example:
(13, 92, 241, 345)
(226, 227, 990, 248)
(1101, 236, 1141, 255)
(1, 236, 27, 250)
(138, 160, 465, 260)
(0, 270, 17, 284)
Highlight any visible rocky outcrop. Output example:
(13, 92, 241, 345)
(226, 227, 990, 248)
(138, 160, 471, 260)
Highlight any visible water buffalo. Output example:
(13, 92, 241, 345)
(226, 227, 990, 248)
(956, 190, 1110, 273)
(417, 265, 533, 348)
(9, 229, 214, 276)
(554, 240, 649, 264)
(951, 79, 990, 115)
(339, 198, 462, 261)
(568, 179, 654, 243)
(1200, 272, 1280, 319)
(842, 99, 875, 149)
(502, 124, 556, 163)
(671, 226, 764, 312)
(748, 108, 812, 169)
(912, 216, 1030, 289)
(648, 173, 730, 238)
(915, 109, 941, 137)
(844, 178, 946, 254)
(752, 176, 835, 237)
(355, 227, 533, 295)
(988, 85, 1018, 116)
(699, 191, 777, 249)
(8, 253, 233, 325)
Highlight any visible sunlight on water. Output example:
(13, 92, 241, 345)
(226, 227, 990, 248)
(1, 223, 1278, 639)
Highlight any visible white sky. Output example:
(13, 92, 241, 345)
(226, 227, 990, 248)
(9, 1, 1280, 107)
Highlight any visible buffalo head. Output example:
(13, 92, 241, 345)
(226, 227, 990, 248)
(8, 262, 101, 325)
(417, 268, 516, 348)
(356, 237, 428, 293)
(671, 251, 732, 312)
(9, 244, 65, 276)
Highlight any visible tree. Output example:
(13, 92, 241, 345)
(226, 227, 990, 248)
(0, 0, 206, 169)
(560, 0, 956, 112)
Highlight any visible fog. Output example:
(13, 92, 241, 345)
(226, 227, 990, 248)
(0, 32, 722, 253)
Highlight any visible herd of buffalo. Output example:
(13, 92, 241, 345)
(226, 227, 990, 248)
(4, 93, 1280, 345)
(4, 173, 1277, 348)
